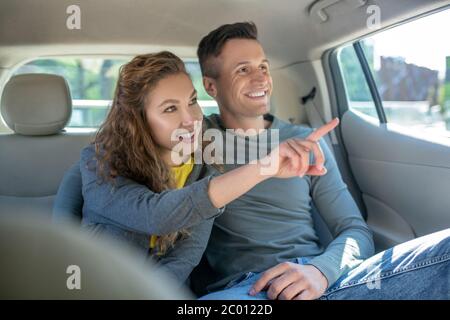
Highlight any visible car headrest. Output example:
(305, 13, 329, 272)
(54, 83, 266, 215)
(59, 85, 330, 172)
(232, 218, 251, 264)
(1, 73, 72, 136)
(0, 214, 194, 299)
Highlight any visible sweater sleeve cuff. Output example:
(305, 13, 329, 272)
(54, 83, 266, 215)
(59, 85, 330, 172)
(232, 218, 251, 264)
(189, 174, 225, 220)
(305, 256, 341, 289)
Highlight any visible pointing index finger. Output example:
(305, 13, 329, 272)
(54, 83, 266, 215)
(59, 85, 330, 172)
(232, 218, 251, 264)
(306, 118, 339, 142)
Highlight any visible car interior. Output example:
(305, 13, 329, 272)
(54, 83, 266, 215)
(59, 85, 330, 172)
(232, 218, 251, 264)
(0, 0, 449, 299)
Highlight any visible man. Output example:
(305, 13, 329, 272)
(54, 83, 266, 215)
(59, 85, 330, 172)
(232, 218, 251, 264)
(192, 22, 450, 300)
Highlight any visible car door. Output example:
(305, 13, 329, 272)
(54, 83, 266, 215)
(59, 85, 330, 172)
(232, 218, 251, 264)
(326, 7, 450, 251)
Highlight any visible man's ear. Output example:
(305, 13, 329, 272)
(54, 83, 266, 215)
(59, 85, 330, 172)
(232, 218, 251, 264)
(203, 76, 217, 98)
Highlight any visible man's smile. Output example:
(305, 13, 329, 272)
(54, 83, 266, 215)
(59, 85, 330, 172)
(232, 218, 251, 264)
(244, 89, 269, 100)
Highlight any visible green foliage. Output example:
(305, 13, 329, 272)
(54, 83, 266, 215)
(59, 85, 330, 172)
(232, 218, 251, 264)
(16, 58, 126, 100)
(338, 45, 372, 101)
(14, 57, 218, 127)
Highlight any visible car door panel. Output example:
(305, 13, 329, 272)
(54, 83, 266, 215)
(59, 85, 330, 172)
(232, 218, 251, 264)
(341, 110, 450, 251)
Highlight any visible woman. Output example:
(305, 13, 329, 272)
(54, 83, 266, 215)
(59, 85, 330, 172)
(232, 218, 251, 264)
(80, 51, 324, 285)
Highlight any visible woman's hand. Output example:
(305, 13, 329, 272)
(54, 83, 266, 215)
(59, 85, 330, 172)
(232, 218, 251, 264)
(259, 118, 339, 179)
(208, 118, 339, 209)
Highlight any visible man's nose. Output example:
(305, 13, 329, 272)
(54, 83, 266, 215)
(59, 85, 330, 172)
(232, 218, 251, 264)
(251, 69, 268, 85)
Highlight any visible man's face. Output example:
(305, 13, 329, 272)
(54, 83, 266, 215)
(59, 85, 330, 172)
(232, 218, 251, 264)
(208, 39, 273, 118)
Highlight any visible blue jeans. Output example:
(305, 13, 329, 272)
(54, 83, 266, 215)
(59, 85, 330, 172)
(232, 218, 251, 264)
(199, 228, 450, 300)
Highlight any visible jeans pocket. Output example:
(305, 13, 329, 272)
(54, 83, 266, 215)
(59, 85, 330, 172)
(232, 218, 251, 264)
(224, 272, 255, 289)
(295, 257, 312, 265)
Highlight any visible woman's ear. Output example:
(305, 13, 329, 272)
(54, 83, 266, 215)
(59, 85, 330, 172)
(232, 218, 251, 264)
(203, 76, 217, 98)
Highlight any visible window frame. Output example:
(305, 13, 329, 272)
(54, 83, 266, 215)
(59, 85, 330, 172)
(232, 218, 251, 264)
(353, 41, 387, 123)
(329, 5, 450, 128)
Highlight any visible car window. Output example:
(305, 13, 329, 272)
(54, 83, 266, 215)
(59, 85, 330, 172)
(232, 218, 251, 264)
(338, 44, 378, 120)
(184, 61, 219, 116)
(9, 57, 218, 129)
(338, 8, 450, 138)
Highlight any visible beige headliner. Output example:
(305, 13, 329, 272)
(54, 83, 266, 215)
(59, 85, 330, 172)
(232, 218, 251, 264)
(0, 0, 449, 68)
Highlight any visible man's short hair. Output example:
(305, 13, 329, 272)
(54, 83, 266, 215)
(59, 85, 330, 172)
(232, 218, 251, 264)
(197, 22, 258, 79)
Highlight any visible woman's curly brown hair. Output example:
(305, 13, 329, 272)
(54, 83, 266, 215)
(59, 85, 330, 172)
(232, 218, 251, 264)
(92, 51, 192, 255)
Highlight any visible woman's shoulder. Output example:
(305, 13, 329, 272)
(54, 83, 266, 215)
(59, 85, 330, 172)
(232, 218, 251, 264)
(80, 143, 96, 161)
(79, 143, 106, 179)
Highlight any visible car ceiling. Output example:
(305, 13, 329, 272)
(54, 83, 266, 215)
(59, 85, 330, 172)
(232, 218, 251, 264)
(0, 0, 449, 68)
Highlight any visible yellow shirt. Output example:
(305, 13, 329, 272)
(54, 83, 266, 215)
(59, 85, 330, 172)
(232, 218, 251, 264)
(149, 157, 194, 252)
(170, 157, 195, 189)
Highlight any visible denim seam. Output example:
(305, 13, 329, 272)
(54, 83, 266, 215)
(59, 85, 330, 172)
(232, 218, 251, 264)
(224, 272, 255, 289)
(323, 253, 450, 296)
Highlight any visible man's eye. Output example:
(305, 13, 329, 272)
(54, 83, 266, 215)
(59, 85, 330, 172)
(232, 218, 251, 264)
(164, 106, 176, 113)
(260, 65, 268, 71)
(238, 67, 249, 74)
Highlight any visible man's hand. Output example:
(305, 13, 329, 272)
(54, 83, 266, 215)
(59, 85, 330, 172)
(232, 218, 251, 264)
(248, 262, 328, 300)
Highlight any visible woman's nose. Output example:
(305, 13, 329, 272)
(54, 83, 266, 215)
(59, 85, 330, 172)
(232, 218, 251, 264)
(180, 109, 196, 127)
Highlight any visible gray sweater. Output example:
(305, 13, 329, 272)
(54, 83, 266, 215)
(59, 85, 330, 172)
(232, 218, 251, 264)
(79, 144, 224, 284)
(199, 114, 375, 291)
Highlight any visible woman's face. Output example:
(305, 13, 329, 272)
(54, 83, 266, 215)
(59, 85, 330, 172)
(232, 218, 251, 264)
(145, 73, 203, 165)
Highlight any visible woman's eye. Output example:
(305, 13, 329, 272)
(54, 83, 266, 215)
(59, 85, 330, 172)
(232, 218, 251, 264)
(189, 98, 198, 106)
(164, 106, 176, 113)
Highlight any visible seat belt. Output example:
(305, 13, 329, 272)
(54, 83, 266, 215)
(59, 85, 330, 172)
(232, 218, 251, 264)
(300, 87, 335, 151)
(301, 87, 368, 218)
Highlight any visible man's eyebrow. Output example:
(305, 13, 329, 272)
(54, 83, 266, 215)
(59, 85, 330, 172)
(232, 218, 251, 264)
(235, 61, 250, 68)
(234, 59, 270, 68)
(190, 89, 197, 98)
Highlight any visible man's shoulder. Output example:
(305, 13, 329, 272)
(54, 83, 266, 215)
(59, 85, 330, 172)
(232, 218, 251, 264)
(203, 113, 314, 138)
(272, 116, 314, 140)
(203, 114, 223, 131)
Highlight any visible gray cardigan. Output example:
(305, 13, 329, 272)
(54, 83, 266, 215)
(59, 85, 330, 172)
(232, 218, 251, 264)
(79, 144, 224, 284)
